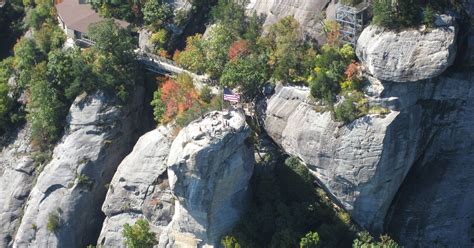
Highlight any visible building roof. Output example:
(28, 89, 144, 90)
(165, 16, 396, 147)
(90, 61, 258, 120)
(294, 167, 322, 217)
(55, 0, 129, 34)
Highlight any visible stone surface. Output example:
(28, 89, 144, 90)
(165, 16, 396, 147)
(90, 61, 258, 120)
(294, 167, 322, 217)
(98, 126, 175, 247)
(164, 110, 254, 247)
(98, 111, 254, 247)
(0, 125, 34, 247)
(138, 29, 154, 53)
(357, 25, 457, 82)
(13, 89, 148, 248)
(246, 0, 337, 43)
(263, 69, 474, 245)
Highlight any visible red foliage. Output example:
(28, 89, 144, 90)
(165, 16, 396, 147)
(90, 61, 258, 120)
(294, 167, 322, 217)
(228, 40, 250, 60)
(159, 78, 200, 123)
(345, 61, 360, 80)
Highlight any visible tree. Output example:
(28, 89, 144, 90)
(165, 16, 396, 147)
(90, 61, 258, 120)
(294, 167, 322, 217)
(372, 0, 395, 28)
(300, 231, 320, 248)
(211, 0, 247, 36)
(34, 22, 65, 54)
(0, 58, 13, 129)
(27, 63, 65, 147)
(14, 37, 41, 87)
(88, 19, 138, 100)
(122, 219, 158, 248)
(150, 29, 168, 53)
(263, 16, 305, 84)
(228, 39, 250, 61)
(202, 24, 236, 78)
(220, 54, 269, 99)
(151, 89, 165, 123)
(142, 0, 173, 30)
(173, 34, 206, 73)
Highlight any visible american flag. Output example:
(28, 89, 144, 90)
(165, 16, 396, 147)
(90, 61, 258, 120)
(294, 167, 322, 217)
(223, 88, 240, 103)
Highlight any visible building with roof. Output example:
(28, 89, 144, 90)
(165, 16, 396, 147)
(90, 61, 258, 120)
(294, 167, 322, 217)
(55, 0, 129, 44)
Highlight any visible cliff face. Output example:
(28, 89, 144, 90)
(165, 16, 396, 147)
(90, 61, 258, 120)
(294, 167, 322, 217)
(246, 0, 337, 42)
(99, 111, 255, 247)
(12, 89, 148, 248)
(0, 125, 34, 247)
(98, 126, 174, 247)
(166, 111, 254, 247)
(263, 9, 474, 246)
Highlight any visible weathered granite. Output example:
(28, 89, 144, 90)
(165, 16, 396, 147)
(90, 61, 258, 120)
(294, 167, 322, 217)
(13, 89, 147, 248)
(164, 110, 254, 247)
(0, 125, 34, 247)
(97, 126, 174, 247)
(246, 0, 337, 42)
(356, 24, 457, 82)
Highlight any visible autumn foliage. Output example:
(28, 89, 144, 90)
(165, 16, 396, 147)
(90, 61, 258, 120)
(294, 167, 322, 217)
(159, 74, 200, 123)
(345, 61, 360, 80)
(228, 39, 250, 60)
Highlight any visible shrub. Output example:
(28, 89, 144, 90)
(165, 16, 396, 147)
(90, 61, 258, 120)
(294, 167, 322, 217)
(200, 85, 213, 104)
(422, 6, 436, 28)
(122, 219, 157, 248)
(47, 211, 61, 233)
(221, 235, 241, 248)
(300, 231, 320, 248)
(77, 174, 94, 189)
(334, 98, 358, 124)
(352, 231, 400, 248)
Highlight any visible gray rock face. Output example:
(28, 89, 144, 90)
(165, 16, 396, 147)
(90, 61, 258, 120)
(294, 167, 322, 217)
(138, 29, 154, 53)
(98, 111, 254, 247)
(264, 55, 474, 246)
(98, 126, 174, 248)
(13, 89, 147, 248)
(246, 0, 337, 42)
(357, 25, 457, 82)
(0, 125, 34, 247)
(264, 85, 405, 231)
(165, 111, 254, 247)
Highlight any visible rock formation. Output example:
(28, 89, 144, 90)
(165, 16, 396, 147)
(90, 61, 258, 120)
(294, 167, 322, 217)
(98, 126, 174, 247)
(98, 110, 255, 247)
(357, 23, 457, 82)
(13, 89, 148, 248)
(262, 6, 474, 246)
(246, 0, 337, 42)
(0, 125, 34, 247)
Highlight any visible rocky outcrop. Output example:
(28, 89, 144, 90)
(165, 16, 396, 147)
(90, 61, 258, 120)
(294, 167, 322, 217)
(165, 111, 254, 247)
(138, 29, 154, 53)
(0, 125, 34, 247)
(98, 126, 174, 247)
(246, 0, 337, 42)
(98, 111, 254, 247)
(264, 85, 405, 231)
(264, 71, 474, 243)
(13, 89, 148, 248)
(357, 24, 457, 82)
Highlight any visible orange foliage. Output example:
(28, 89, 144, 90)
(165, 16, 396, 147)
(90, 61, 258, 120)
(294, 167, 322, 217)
(159, 77, 200, 123)
(345, 61, 360, 80)
(172, 50, 181, 62)
(228, 40, 250, 60)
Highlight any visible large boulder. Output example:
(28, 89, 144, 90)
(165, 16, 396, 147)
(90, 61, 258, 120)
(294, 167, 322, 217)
(164, 110, 254, 247)
(98, 126, 175, 247)
(357, 24, 457, 82)
(13, 89, 148, 248)
(98, 110, 254, 247)
(0, 125, 34, 247)
(264, 73, 474, 241)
